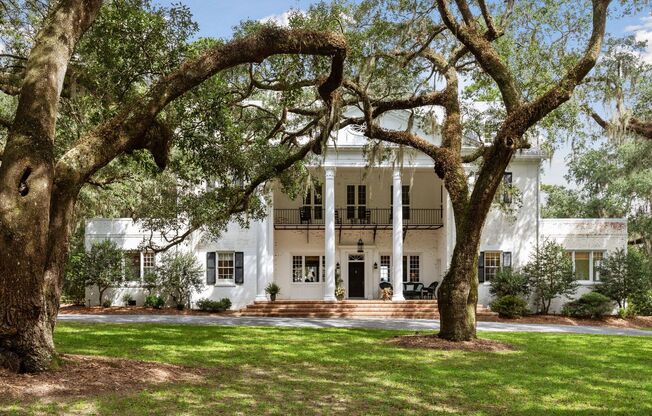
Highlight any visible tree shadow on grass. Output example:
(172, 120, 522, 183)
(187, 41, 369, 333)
(5, 323, 648, 415)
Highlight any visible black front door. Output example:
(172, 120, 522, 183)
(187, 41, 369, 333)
(348, 262, 365, 298)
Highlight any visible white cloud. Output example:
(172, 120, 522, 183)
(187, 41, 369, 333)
(625, 14, 652, 64)
(259, 10, 305, 27)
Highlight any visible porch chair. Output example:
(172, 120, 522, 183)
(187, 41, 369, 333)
(403, 282, 425, 299)
(422, 281, 439, 299)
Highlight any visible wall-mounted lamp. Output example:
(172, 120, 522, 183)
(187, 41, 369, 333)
(357, 239, 364, 253)
(336, 262, 340, 271)
(373, 262, 378, 270)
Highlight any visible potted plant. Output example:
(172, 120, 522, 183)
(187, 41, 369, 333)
(335, 286, 345, 301)
(265, 282, 281, 301)
(122, 293, 135, 307)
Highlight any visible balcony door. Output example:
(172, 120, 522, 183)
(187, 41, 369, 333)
(346, 185, 367, 223)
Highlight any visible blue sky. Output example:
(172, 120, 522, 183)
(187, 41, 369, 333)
(154, 1, 651, 187)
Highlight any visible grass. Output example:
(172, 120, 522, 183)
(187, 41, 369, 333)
(3, 323, 652, 415)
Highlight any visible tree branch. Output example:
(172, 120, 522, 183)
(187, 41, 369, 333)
(520, 0, 611, 129)
(592, 111, 652, 140)
(436, 0, 521, 112)
(55, 26, 347, 190)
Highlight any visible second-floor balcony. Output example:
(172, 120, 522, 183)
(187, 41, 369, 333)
(274, 207, 443, 230)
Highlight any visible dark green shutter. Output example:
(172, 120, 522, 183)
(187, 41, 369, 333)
(234, 252, 244, 284)
(502, 252, 512, 269)
(478, 251, 485, 283)
(503, 173, 513, 204)
(206, 252, 216, 285)
(402, 256, 408, 282)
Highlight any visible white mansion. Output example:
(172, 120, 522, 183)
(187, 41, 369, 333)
(85, 113, 627, 313)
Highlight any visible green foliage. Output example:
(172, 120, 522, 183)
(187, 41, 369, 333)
(144, 295, 165, 309)
(196, 298, 232, 312)
(101, 299, 112, 308)
(595, 248, 651, 308)
(562, 292, 613, 319)
(489, 268, 530, 298)
(155, 252, 203, 308)
(630, 290, 652, 316)
(265, 282, 281, 296)
(142, 271, 160, 295)
(80, 240, 125, 306)
(523, 239, 578, 314)
(490, 295, 529, 319)
(62, 244, 87, 306)
(121, 293, 134, 306)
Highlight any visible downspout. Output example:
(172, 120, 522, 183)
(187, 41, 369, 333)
(536, 154, 541, 249)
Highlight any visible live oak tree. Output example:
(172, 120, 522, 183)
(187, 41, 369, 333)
(0, 0, 347, 372)
(587, 36, 652, 140)
(543, 36, 652, 256)
(295, 0, 619, 340)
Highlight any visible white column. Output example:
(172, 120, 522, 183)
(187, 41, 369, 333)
(392, 167, 405, 301)
(324, 167, 337, 301)
(255, 198, 269, 302)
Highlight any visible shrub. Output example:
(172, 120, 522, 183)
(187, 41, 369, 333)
(489, 268, 529, 298)
(121, 293, 134, 306)
(523, 239, 578, 314)
(630, 290, 652, 316)
(144, 294, 165, 309)
(142, 271, 160, 296)
(156, 252, 203, 309)
(562, 292, 613, 319)
(81, 240, 125, 306)
(490, 295, 528, 318)
(101, 299, 112, 308)
(196, 298, 232, 312)
(595, 248, 651, 308)
(63, 245, 87, 306)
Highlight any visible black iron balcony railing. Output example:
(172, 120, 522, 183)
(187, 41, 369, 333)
(274, 207, 443, 230)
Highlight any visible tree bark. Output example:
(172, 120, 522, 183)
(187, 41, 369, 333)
(0, 2, 346, 372)
(0, 0, 103, 373)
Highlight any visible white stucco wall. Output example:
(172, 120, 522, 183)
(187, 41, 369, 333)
(84, 218, 263, 309)
(273, 228, 445, 300)
(538, 218, 628, 313)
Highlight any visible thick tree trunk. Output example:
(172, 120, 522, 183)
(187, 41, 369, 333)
(437, 242, 480, 340)
(0, 0, 102, 372)
(437, 144, 515, 341)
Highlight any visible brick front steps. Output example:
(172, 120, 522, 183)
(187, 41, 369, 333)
(239, 300, 496, 319)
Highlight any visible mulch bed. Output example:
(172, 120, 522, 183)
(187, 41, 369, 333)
(478, 314, 652, 329)
(388, 333, 516, 352)
(59, 305, 236, 316)
(0, 354, 211, 401)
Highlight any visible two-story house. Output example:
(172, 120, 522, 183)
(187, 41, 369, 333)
(85, 112, 628, 313)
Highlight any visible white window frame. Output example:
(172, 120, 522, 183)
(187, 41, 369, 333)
(304, 183, 323, 220)
(291, 254, 324, 285)
(380, 255, 391, 282)
(566, 250, 606, 283)
(142, 251, 156, 276)
(484, 251, 501, 282)
(346, 184, 367, 221)
(217, 251, 235, 281)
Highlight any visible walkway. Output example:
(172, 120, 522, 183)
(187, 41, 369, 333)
(57, 314, 652, 337)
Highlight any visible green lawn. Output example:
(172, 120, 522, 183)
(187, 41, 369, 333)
(3, 323, 652, 415)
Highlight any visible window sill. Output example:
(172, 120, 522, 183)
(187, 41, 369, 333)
(291, 282, 323, 285)
(215, 281, 236, 287)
